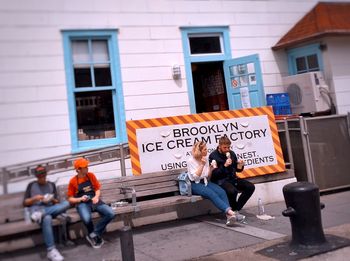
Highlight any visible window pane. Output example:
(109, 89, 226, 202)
(296, 57, 307, 72)
(307, 54, 319, 70)
(247, 63, 255, 74)
(72, 40, 89, 63)
(74, 66, 92, 87)
(237, 64, 247, 75)
(94, 64, 112, 86)
(92, 40, 109, 62)
(189, 36, 221, 54)
(76, 90, 116, 140)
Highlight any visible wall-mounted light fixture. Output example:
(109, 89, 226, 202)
(172, 64, 181, 80)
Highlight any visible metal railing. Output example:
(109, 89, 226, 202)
(0, 116, 299, 195)
(0, 143, 130, 194)
(276, 113, 350, 192)
(276, 118, 295, 170)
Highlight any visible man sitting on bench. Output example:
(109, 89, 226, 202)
(23, 165, 70, 261)
(67, 158, 115, 249)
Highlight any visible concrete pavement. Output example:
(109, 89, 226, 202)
(1, 190, 349, 261)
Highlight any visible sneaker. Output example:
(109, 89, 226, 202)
(30, 211, 43, 224)
(234, 211, 246, 223)
(47, 248, 64, 261)
(226, 215, 236, 227)
(86, 235, 104, 249)
(95, 236, 104, 248)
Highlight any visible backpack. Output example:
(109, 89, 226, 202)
(177, 172, 192, 196)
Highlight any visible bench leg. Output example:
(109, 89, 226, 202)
(56, 214, 75, 246)
(122, 214, 134, 227)
(120, 226, 135, 261)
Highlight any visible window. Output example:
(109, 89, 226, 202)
(189, 34, 223, 55)
(62, 30, 126, 152)
(287, 44, 323, 75)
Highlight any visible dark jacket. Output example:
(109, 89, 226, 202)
(209, 148, 244, 185)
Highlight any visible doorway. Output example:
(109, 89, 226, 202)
(191, 62, 229, 113)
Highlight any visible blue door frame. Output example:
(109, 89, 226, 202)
(181, 27, 265, 113)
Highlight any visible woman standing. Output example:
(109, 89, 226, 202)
(187, 141, 240, 226)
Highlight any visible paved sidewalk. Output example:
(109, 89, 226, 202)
(1, 190, 349, 261)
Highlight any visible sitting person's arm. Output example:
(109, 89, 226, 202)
(236, 159, 245, 172)
(23, 182, 44, 207)
(209, 154, 230, 183)
(187, 157, 204, 182)
(232, 152, 244, 173)
(67, 180, 90, 204)
(24, 194, 44, 207)
(92, 189, 101, 204)
(51, 183, 60, 204)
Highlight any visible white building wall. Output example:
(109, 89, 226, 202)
(0, 0, 343, 167)
(325, 37, 350, 114)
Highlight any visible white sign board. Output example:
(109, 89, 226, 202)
(127, 107, 285, 176)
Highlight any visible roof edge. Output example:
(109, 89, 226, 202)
(272, 31, 350, 50)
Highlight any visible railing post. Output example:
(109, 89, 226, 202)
(1, 168, 9, 194)
(299, 116, 315, 183)
(347, 112, 350, 138)
(120, 143, 127, 177)
(120, 226, 135, 261)
(284, 118, 294, 170)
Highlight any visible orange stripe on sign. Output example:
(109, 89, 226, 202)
(206, 112, 221, 121)
(204, 113, 216, 121)
(138, 119, 152, 128)
(178, 115, 193, 124)
(166, 117, 178, 125)
(160, 117, 173, 126)
(193, 113, 207, 122)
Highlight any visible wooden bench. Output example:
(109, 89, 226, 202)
(0, 169, 213, 252)
(59, 169, 209, 233)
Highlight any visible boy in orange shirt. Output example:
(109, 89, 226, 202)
(67, 158, 115, 248)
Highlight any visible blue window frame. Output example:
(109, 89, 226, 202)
(181, 26, 232, 113)
(62, 29, 126, 152)
(287, 43, 324, 75)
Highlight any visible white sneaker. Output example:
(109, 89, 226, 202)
(30, 211, 43, 224)
(233, 211, 246, 223)
(226, 215, 236, 226)
(47, 248, 64, 261)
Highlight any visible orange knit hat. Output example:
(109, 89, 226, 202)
(74, 158, 89, 169)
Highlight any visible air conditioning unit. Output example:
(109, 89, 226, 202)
(282, 71, 330, 115)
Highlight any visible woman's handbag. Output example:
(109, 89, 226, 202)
(177, 172, 192, 196)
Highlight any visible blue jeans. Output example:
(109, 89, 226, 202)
(77, 202, 115, 237)
(41, 200, 70, 250)
(191, 181, 231, 214)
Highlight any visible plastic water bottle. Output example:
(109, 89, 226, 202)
(258, 198, 265, 216)
(24, 207, 31, 224)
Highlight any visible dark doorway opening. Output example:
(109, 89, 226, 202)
(191, 62, 229, 113)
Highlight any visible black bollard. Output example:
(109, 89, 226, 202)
(282, 181, 326, 246)
(120, 226, 135, 261)
(256, 181, 350, 259)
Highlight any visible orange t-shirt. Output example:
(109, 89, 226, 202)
(67, 172, 101, 198)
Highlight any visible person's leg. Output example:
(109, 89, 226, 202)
(42, 210, 66, 260)
(94, 203, 115, 237)
(77, 202, 94, 235)
(220, 181, 239, 210)
(44, 201, 70, 218)
(41, 214, 55, 250)
(235, 179, 255, 211)
(192, 182, 231, 213)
